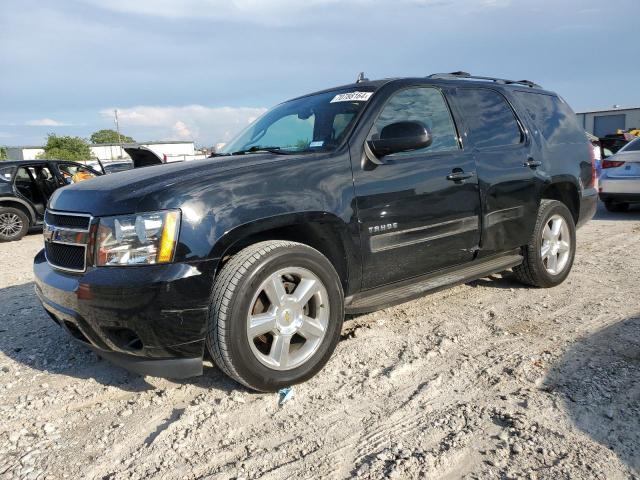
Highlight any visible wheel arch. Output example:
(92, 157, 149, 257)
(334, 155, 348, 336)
(210, 212, 360, 296)
(0, 197, 36, 225)
(540, 180, 580, 224)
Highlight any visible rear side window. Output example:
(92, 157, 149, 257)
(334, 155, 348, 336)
(371, 87, 459, 155)
(514, 92, 586, 145)
(455, 89, 523, 149)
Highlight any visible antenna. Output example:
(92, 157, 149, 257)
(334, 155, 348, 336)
(356, 72, 369, 83)
(114, 109, 124, 159)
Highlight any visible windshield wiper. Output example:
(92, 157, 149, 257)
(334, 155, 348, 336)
(231, 146, 289, 155)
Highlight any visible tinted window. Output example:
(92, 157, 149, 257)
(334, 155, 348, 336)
(456, 89, 523, 148)
(514, 92, 586, 145)
(371, 87, 459, 155)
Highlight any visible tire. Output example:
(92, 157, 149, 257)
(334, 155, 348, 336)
(0, 207, 29, 242)
(513, 200, 576, 288)
(604, 201, 629, 213)
(207, 240, 344, 392)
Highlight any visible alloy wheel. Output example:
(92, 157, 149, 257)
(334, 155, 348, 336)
(0, 212, 22, 238)
(541, 214, 571, 275)
(247, 267, 329, 371)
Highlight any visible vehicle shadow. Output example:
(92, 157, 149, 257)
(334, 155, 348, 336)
(0, 282, 239, 393)
(544, 315, 640, 472)
(466, 273, 522, 290)
(593, 201, 640, 221)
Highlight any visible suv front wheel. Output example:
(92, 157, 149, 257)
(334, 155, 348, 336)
(513, 199, 576, 288)
(0, 207, 29, 242)
(207, 240, 344, 391)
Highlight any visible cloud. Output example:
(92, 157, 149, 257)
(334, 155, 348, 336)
(100, 105, 266, 145)
(77, 0, 509, 23)
(26, 118, 71, 126)
(172, 121, 192, 139)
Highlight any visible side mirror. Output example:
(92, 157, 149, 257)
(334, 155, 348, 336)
(368, 121, 432, 158)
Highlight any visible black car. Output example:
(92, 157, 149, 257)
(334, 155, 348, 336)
(34, 72, 597, 391)
(0, 160, 101, 242)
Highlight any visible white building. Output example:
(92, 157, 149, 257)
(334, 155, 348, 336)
(5, 141, 201, 162)
(576, 107, 640, 137)
(5, 146, 44, 160)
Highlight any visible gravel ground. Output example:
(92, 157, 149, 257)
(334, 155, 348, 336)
(0, 203, 639, 480)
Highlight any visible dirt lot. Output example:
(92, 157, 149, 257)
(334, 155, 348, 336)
(0, 204, 639, 480)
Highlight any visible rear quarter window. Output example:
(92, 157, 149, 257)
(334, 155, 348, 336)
(514, 91, 586, 145)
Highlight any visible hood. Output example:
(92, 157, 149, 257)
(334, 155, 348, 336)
(124, 146, 164, 168)
(48, 154, 288, 216)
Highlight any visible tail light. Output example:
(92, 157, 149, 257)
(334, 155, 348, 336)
(602, 159, 625, 169)
(589, 144, 597, 188)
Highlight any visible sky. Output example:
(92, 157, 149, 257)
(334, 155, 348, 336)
(0, 0, 638, 147)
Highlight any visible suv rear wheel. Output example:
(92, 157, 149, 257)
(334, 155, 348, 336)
(0, 207, 29, 242)
(513, 199, 576, 288)
(207, 240, 344, 391)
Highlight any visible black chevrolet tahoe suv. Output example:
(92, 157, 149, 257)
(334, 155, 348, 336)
(34, 72, 597, 391)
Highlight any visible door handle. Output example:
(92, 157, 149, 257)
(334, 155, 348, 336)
(446, 170, 475, 182)
(524, 157, 542, 168)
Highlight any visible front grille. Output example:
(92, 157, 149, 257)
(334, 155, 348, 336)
(44, 210, 92, 272)
(45, 211, 90, 230)
(45, 242, 86, 271)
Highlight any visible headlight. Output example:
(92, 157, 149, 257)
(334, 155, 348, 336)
(96, 210, 180, 266)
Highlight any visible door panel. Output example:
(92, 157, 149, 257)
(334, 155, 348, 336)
(351, 86, 481, 289)
(450, 88, 539, 255)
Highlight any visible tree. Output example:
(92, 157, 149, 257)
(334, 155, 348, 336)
(37, 134, 93, 162)
(0, 147, 7, 161)
(90, 129, 135, 144)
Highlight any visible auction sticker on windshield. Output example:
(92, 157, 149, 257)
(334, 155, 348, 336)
(330, 91, 373, 103)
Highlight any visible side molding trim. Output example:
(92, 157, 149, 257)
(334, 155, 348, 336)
(369, 216, 479, 253)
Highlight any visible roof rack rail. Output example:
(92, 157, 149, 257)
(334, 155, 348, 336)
(427, 71, 541, 88)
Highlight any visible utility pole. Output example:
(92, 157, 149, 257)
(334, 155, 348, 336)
(114, 109, 123, 159)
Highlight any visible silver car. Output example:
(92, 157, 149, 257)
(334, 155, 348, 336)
(599, 137, 640, 212)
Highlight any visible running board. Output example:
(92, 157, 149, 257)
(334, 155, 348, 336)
(345, 252, 523, 314)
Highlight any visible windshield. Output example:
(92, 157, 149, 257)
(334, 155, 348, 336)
(218, 88, 375, 155)
(619, 137, 640, 153)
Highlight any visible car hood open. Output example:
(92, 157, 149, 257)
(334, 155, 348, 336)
(124, 146, 164, 168)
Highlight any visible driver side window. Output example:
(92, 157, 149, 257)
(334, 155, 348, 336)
(371, 87, 459, 156)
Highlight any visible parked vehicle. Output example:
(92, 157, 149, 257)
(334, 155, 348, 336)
(600, 131, 636, 155)
(101, 161, 133, 174)
(0, 160, 101, 242)
(599, 136, 640, 211)
(124, 146, 207, 168)
(33, 72, 597, 391)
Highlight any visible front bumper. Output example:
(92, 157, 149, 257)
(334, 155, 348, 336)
(34, 249, 217, 378)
